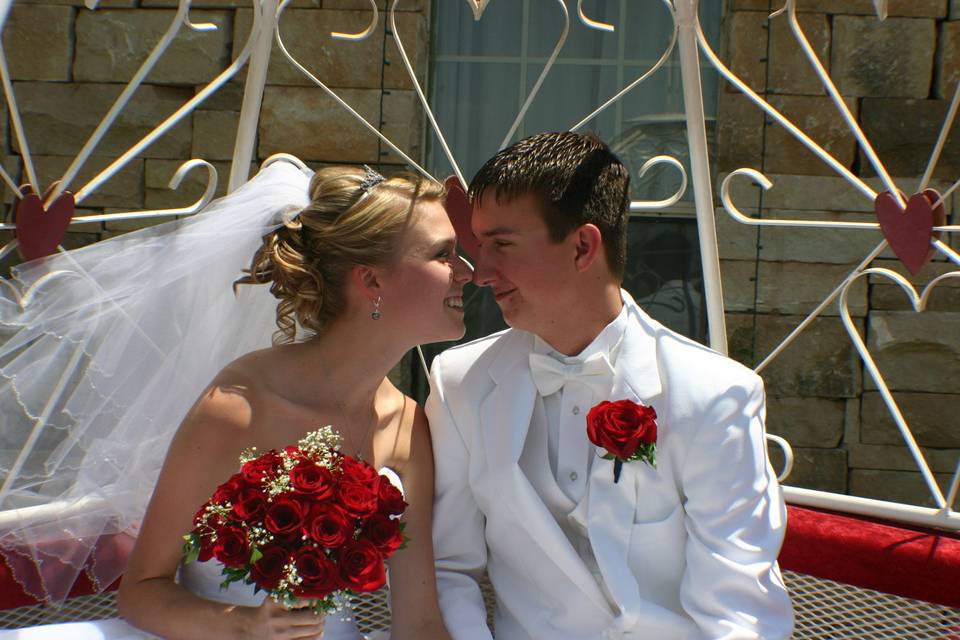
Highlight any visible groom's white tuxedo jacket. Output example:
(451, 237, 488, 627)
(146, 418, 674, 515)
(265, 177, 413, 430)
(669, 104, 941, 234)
(426, 292, 794, 640)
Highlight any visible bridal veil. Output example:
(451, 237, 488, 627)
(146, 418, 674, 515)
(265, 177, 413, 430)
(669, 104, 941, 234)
(0, 160, 311, 603)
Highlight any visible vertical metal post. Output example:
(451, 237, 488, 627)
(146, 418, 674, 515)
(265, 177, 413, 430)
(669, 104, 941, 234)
(674, 0, 727, 354)
(229, 0, 278, 193)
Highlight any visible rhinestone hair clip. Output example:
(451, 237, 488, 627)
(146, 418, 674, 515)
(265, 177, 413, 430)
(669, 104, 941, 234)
(359, 164, 386, 194)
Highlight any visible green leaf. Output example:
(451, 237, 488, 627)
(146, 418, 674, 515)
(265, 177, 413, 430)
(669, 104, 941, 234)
(249, 546, 263, 564)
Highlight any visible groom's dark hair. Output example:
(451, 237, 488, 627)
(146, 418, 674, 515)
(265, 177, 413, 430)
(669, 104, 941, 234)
(469, 131, 631, 279)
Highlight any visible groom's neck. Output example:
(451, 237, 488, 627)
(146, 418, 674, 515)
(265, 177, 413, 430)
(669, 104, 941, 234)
(534, 282, 623, 357)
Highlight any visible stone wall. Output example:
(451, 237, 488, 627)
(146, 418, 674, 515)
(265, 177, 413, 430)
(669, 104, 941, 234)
(0, 0, 427, 270)
(718, 0, 960, 507)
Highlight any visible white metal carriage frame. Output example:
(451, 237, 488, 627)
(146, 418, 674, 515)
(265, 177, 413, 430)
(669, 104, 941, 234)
(0, 0, 956, 617)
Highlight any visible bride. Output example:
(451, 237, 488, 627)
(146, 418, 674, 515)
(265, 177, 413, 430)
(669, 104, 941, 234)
(104, 162, 470, 638)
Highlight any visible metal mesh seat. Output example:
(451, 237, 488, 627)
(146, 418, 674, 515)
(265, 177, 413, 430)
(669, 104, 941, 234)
(2, 572, 958, 638)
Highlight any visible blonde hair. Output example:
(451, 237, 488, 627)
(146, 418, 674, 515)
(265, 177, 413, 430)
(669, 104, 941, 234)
(236, 166, 446, 343)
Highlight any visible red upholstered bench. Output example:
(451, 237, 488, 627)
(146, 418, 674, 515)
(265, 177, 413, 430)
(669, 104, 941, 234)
(780, 505, 960, 638)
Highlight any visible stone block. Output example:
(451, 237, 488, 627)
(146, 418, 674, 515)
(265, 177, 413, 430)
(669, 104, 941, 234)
(860, 98, 960, 180)
(379, 89, 422, 164)
(194, 82, 246, 112)
(2, 6, 74, 81)
(865, 310, 960, 393)
(756, 211, 882, 264)
(771, 446, 847, 493)
(15, 0, 133, 7)
(142, 158, 255, 212)
(721, 172, 876, 213)
(727, 313, 862, 398)
(849, 469, 954, 507)
(233, 9, 426, 90)
(13, 82, 193, 160)
(952, 0, 960, 18)
(75, 10, 232, 85)
(832, 17, 935, 98)
(767, 12, 829, 95)
(725, 258, 867, 318)
(754, 261, 868, 316)
(257, 86, 422, 165)
(192, 110, 240, 161)
(869, 259, 960, 311)
(720, 260, 757, 312)
(938, 21, 960, 100)
(716, 92, 765, 173)
(763, 95, 858, 176)
(849, 444, 960, 476)
(766, 396, 846, 447)
(1, 156, 22, 207)
(714, 201, 761, 261)
(258, 86, 380, 162)
(731, 0, 947, 16)
(721, 11, 768, 94)
(323, 0, 426, 10)
(33, 155, 144, 210)
(860, 390, 960, 448)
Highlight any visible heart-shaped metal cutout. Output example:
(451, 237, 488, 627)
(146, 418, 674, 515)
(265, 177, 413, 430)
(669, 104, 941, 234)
(874, 189, 945, 276)
(13, 190, 76, 262)
(466, 0, 491, 21)
(443, 175, 480, 262)
(839, 267, 960, 513)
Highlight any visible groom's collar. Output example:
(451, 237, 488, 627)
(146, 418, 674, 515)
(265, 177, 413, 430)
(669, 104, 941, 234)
(532, 301, 629, 365)
(488, 289, 662, 402)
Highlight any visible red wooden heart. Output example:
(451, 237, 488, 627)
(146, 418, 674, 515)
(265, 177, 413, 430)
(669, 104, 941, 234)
(14, 191, 76, 261)
(443, 175, 480, 262)
(874, 189, 945, 276)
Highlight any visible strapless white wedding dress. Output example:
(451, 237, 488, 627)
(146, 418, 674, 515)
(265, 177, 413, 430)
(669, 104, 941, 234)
(177, 467, 402, 640)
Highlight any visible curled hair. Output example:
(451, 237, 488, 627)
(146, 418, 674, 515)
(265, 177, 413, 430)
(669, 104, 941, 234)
(235, 166, 445, 343)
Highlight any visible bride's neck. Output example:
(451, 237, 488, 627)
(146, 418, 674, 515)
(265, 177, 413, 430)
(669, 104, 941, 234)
(274, 317, 407, 411)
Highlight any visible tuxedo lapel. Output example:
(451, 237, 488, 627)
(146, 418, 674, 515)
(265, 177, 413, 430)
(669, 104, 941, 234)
(480, 330, 613, 616)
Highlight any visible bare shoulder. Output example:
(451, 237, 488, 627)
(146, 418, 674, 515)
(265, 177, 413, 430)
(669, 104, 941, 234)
(171, 350, 274, 463)
(375, 386, 430, 476)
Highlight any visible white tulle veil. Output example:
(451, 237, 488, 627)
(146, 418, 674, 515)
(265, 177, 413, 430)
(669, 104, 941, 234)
(0, 160, 311, 603)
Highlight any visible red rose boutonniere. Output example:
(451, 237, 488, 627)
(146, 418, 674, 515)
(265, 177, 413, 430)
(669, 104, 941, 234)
(586, 399, 658, 483)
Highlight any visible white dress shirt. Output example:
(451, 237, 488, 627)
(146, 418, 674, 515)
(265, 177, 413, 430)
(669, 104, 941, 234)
(532, 303, 629, 503)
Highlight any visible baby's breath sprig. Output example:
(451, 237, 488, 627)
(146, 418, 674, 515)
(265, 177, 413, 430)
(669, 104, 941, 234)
(298, 426, 341, 463)
(239, 447, 259, 464)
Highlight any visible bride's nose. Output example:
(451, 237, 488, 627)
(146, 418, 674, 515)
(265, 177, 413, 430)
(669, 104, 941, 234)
(452, 254, 474, 283)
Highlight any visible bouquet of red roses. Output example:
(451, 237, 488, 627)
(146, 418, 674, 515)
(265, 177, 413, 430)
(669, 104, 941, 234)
(182, 426, 407, 613)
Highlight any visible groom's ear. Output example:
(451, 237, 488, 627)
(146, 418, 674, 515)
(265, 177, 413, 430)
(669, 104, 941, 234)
(351, 264, 382, 301)
(572, 223, 604, 273)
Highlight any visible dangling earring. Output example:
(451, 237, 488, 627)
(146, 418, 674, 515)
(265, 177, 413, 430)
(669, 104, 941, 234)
(371, 295, 382, 320)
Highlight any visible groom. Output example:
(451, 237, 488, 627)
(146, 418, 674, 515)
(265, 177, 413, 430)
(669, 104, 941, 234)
(426, 131, 794, 639)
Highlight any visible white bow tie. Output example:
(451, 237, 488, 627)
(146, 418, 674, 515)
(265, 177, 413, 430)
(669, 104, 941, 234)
(528, 351, 615, 398)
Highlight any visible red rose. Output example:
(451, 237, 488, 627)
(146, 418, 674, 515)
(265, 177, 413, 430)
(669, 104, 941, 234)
(293, 547, 340, 599)
(307, 503, 354, 548)
(250, 544, 289, 591)
(212, 525, 250, 568)
(212, 473, 250, 504)
(289, 460, 335, 498)
(338, 539, 386, 592)
(362, 514, 404, 557)
(376, 478, 407, 517)
(586, 400, 658, 460)
(241, 451, 282, 483)
(264, 495, 307, 536)
(340, 456, 379, 486)
(232, 488, 268, 521)
(337, 482, 378, 518)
